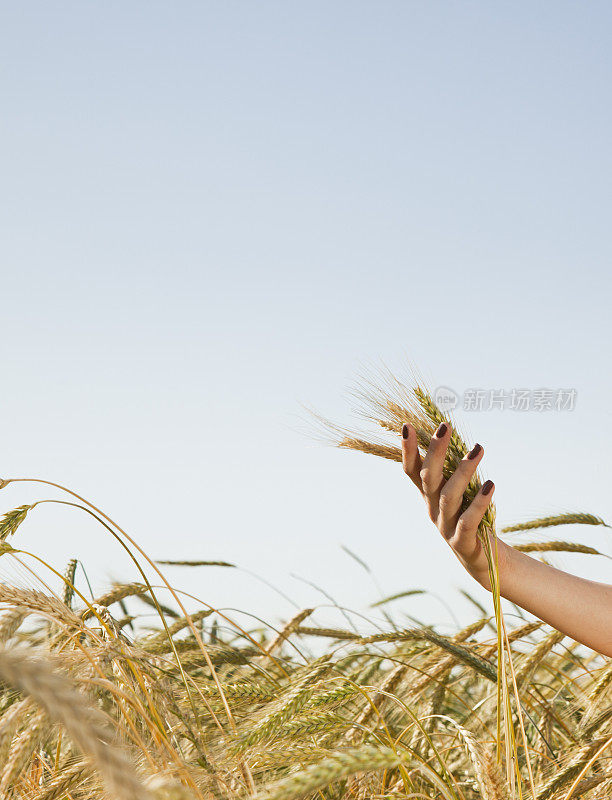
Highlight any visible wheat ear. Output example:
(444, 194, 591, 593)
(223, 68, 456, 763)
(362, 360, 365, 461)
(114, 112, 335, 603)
(258, 744, 411, 800)
(501, 512, 609, 533)
(0, 646, 153, 800)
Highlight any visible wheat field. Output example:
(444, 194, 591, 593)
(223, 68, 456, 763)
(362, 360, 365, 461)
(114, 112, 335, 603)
(0, 370, 609, 800)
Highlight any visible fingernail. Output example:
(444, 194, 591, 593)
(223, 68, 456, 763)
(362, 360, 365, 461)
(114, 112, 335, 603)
(467, 443, 482, 460)
(402, 423, 409, 439)
(481, 479, 494, 496)
(435, 423, 448, 438)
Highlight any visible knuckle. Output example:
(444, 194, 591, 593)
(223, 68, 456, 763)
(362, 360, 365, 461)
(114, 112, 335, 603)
(455, 518, 472, 538)
(438, 496, 450, 514)
(448, 532, 468, 556)
(438, 487, 455, 508)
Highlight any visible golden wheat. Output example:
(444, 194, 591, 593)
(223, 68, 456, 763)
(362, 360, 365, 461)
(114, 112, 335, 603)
(0, 369, 605, 799)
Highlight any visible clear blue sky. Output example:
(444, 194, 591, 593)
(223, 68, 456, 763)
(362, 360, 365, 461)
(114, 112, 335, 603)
(1, 3, 610, 634)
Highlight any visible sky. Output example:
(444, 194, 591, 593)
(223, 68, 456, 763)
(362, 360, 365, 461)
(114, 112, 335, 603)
(1, 2, 611, 637)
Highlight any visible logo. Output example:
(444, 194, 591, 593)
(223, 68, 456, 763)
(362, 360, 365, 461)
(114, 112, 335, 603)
(434, 386, 458, 412)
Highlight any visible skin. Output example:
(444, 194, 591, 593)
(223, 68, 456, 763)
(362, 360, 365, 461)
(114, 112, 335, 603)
(401, 420, 612, 659)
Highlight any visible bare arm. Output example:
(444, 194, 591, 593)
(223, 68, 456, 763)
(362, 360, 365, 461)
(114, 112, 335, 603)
(493, 544, 612, 656)
(401, 421, 612, 658)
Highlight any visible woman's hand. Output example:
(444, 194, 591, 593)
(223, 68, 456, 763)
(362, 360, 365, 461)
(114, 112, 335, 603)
(401, 420, 510, 592)
(401, 420, 612, 655)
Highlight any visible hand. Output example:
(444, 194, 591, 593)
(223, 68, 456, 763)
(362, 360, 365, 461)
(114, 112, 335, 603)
(401, 420, 612, 655)
(400, 421, 509, 592)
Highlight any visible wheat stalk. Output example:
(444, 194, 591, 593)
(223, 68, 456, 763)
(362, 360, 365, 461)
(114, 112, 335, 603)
(0, 647, 153, 800)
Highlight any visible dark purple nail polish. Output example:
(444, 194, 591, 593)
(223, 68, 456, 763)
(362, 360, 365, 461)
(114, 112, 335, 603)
(467, 443, 482, 460)
(402, 423, 409, 439)
(481, 479, 494, 496)
(435, 423, 448, 438)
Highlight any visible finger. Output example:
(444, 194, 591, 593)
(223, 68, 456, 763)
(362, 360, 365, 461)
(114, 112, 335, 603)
(401, 422, 423, 491)
(438, 443, 484, 536)
(420, 422, 451, 522)
(450, 480, 495, 558)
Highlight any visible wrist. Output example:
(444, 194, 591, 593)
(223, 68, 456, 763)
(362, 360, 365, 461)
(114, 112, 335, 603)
(474, 535, 514, 593)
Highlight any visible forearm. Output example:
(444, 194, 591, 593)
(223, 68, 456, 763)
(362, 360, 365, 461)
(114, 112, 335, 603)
(488, 541, 612, 657)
